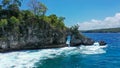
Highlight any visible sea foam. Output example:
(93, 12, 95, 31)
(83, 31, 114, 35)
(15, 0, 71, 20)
(79, 45, 106, 54)
(0, 46, 106, 68)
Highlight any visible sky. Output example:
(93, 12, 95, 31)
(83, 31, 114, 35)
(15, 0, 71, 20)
(20, 0, 120, 30)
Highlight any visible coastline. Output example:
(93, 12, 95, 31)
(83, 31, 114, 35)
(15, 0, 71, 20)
(0, 44, 67, 53)
(81, 28, 120, 33)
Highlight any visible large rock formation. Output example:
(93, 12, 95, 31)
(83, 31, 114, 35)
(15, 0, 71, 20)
(0, 24, 107, 53)
(0, 28, 67, 52)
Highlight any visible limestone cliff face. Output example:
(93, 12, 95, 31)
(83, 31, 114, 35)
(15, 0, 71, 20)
(0, 28, 66, 51)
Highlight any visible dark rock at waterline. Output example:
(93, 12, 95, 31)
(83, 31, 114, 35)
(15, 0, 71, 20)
(70, 38, 95, 46)
(99, 41, 107, 45)
(70, 39, 82, 46)
(70, 38, 107, 46)
(0, 44, 66, 53)
(81, 38, 95, 45)
(69, 32, 95, 46)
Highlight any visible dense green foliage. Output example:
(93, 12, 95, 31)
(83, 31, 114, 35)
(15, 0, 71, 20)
(0, 0, 66, 38)
(81, 28, 120, 33)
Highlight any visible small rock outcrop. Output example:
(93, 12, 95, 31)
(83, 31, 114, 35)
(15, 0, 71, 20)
(99, 41, 107, 45)
(81, 38, 95, 45)
(69, 25, 106, 46)
(70, 37, 95, 46)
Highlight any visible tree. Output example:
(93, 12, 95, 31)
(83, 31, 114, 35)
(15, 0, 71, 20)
(70, 24, 80, 38)
(0, 19, 8, 35)
(48, 14, 66, 30)
(48, 14, 58, 26)
(8, 3, 19, 11)
(1, 0, 23, 18)
(2, 0, 22, 9)
(38, 2, 47, 15)
(0, 5, 2, 10)
(70, 24, 79, 34)
(28, 0, 47, 16)
(9, 16, 20, 33)
(58, 17, 65, 22)
(58, 17, 66, 29)
(10, 16, 19, 25)
(1, 0, 10, 9)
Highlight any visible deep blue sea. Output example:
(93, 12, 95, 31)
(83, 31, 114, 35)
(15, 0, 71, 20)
(0, 33, 120, 68)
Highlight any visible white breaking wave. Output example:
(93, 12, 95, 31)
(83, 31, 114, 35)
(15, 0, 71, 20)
(78, 42, 107, 54)
(0, 47, 78, 68)
(79, 46, 106, 54)
(0, 45, 107, 68)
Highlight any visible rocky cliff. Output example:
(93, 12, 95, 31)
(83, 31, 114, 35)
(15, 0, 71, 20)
(0, 28, 67, 52)
(0, 23, 107, 53)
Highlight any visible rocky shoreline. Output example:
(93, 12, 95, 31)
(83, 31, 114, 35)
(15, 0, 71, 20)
(0, 42, 106, 53)
(0, 35, 106, 53)
(0, 44, 67, 53)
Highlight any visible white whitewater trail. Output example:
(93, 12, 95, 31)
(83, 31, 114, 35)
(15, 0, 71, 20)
(0, 45, 107, 68)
